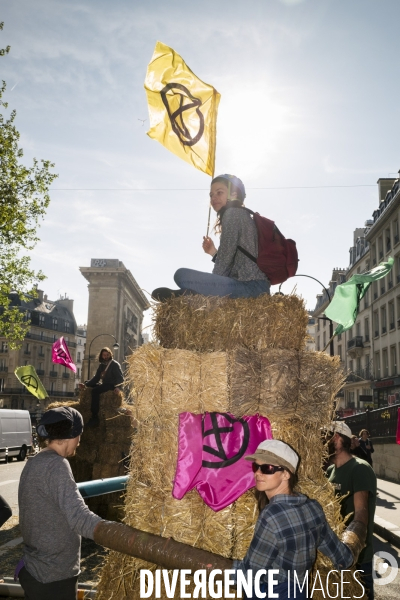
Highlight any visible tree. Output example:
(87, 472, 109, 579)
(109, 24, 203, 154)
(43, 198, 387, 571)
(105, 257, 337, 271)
(0, 22, 58, 347)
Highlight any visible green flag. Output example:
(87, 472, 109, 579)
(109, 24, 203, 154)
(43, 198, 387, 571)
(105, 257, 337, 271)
(15, 365, 48, 400)
(325, 257, 394, 336)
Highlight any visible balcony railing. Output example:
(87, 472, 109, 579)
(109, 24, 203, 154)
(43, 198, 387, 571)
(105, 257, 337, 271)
(36, 369, 45, 376)
(347, 336, 364, 350)
(395, 233, 399, 244)
(382, 326, 387, 334)
(344, 404, 400, 444)
(346, 368, 372, 382)
(24, 350, 31, 355)
(62, 373, 70, 379)
(49, 371, 58, 377)
(379, 250, 384, 258)
(0, 348, 8, 353)
(390, 322, 395, 330)
(381, 285, 385, 295)
(25, 332, 76, 348)
(389, 281, 393, 289)
(0, 365, 8, 372)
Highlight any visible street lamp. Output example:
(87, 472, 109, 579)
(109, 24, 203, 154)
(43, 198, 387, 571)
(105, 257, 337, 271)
(278, 274, 334, 357)
(87, 333, 119, 380)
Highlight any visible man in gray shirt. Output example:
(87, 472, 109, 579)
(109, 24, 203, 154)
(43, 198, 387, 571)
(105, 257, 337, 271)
(18, 406, 102, 600)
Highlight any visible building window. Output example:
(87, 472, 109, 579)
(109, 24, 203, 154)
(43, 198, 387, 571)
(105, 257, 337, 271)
(323, 331, 326, 348)
(381, 306, 387, 334)
(390, 346, 397, 376)
(385, 227, 391, 253)
(25, 343, 31, 354)
(371, 243, 377, 265)
(25, 310, 31, 321)
(364, 318, 369, 341)
(77, 352, 81, 362)
(78, 338, 81, 345)
(50, 381, 54, 393)
(1, 342, 8, 352)
(52, 318, 58, 330)
(337, 345, 342, 360)
(389, 302, 395, 330)
(382, 348, 389, 378)
(0, 378, 4, 391)
(396, 255, 400, 284)
(374, 311, 379, 337)
(337, 332, 342, 341)
(317, 337, 320, 351)
(39, 314, 45, 327)
(393, 219, 399, 244)
(65, 321, 70, 333)
(77, 367, 80, 377)
(364, 288, 369, 309)
(349, 360, 354, 373)
(356, 322, 361, 336)
(378, 236, 384, 259)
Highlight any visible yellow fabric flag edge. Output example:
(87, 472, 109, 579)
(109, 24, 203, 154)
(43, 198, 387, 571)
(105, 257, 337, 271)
(144, 40, 220, 177)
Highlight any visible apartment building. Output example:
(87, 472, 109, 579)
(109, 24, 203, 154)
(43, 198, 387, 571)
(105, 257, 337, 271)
(366, 176, 400, 408)
(0, 290, 77, 420)
(313, 172, 400, 414)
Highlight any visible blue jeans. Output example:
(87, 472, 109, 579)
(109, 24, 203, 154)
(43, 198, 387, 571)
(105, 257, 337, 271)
(174, 268, 270, 299)
(245, 580, 307, 600)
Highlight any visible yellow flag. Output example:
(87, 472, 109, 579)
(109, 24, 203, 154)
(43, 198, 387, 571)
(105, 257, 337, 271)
(144, 41, 221, 176)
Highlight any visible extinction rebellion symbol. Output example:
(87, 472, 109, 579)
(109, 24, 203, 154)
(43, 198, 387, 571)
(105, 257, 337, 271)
(202, 412, 250, 469)
(21, 374, 39, 392)
(160, 83, 205, 146)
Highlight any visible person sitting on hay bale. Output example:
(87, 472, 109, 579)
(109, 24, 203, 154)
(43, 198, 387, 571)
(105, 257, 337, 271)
(152, 174, 270, 301)
(326, 421, 377, 600)
(79, 347, 124, 428)
(234, 439, 363, 600)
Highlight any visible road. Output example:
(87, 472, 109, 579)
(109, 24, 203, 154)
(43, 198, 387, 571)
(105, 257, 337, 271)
(1, 463, 400, 598)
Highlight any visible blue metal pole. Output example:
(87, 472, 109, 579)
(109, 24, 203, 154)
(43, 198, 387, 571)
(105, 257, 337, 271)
(77, 475, 129, 498)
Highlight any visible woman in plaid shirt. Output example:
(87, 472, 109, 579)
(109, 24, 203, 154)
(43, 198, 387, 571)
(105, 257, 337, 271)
(234, 440, 358, 600)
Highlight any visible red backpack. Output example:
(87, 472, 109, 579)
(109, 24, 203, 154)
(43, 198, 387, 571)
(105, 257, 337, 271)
(237, 209, 299, 285)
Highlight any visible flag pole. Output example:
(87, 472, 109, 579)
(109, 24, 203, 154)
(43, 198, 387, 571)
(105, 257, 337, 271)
(323, 333, 336, 353)
(206, 167, 215, 237)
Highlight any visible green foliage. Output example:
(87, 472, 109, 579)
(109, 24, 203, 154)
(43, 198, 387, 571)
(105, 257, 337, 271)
(0, 23, 58, 348)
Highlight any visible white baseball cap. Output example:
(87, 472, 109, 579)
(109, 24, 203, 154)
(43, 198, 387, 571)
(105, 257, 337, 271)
(329, 421, 352, 439)
(245, 439, 299, 473)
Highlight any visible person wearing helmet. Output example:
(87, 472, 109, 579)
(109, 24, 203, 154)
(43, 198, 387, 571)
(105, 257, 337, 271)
(152, 174, 270, 301)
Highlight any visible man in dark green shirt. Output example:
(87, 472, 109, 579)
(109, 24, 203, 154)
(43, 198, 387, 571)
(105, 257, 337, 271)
(326, 421, 377, 600)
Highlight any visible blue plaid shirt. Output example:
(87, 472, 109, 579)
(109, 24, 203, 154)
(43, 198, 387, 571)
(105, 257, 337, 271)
(234, 493, 353, 584)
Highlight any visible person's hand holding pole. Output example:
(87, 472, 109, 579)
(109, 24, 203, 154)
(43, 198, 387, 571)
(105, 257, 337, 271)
(202, 236, 217, 257)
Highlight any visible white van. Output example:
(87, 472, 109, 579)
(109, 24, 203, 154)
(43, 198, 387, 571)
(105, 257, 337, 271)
(0, 409, 32, 462)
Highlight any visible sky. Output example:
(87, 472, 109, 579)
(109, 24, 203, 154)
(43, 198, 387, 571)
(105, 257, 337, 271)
(2, 0, 400, 331)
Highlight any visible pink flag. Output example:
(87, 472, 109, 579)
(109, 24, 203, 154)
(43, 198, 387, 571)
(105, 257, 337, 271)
(172, 412, 272, 512)
(396, 408, 400, 445)
(52, 337, 77, 373)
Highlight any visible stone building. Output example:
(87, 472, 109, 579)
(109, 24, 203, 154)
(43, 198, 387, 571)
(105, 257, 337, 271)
(313, 172, 400, 414)
(0, 290, 77, 420)
(80, 259, 150, 381)
(306, 311, 316, 351)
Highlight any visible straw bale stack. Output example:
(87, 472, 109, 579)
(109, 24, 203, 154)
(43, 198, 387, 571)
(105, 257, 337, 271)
(47, 388, 133, 520)
(153, 293, 309, 352)
(96, 336, 363, 600)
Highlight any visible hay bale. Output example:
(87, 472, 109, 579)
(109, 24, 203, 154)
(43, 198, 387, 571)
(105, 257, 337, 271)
(48, 389, 134, 520)
(153, 294, 309, 352)
(96, 344, 364, 600)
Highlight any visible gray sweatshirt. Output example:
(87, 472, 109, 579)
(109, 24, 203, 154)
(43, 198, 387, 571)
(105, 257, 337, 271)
(213, 207, 268, 282)
(18, 449, 102, 583)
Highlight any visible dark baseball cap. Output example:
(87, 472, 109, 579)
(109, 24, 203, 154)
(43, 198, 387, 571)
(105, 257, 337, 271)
(37, 406, 83, 439)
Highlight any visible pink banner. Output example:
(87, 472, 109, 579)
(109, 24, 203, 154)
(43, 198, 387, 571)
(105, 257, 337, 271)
(397, 407, 400, 445)
(52, 337, 77, 373)
(172, 412, 272, 511)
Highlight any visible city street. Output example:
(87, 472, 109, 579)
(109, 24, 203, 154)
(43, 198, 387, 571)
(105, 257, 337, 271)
(1, 462, 400, 598)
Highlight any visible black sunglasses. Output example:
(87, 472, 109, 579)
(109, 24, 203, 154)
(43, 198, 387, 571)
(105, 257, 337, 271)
(252, 463, 285, 475)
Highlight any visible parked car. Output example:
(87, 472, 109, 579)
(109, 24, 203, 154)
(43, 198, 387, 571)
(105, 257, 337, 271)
(0, 409, 32, 462)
